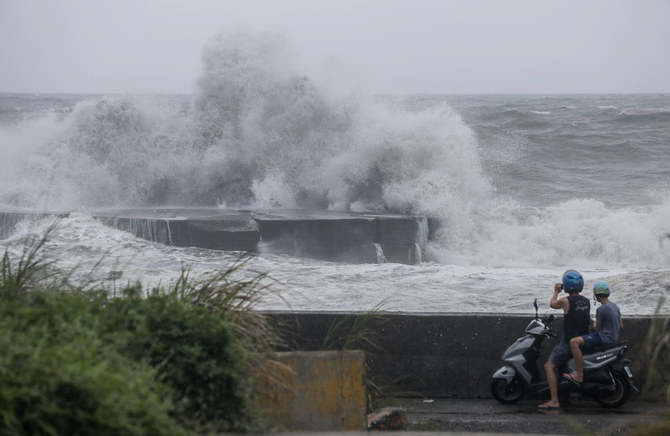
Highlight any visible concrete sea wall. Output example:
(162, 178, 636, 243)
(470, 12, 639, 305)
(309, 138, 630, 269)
(0, 209, 429, 265)
(266, 312, 660, 398)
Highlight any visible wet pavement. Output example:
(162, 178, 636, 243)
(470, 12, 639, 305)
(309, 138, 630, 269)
(246, 397, 667, 435)
(398, 397, 667, 434)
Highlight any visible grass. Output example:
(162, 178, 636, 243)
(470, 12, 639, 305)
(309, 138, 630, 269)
(315, 300, 420, 413)
(629, 297, 670, 435)
(626, 235, 670, 435)
(0, 226, 281, 434)
(640, 297, 670, 403)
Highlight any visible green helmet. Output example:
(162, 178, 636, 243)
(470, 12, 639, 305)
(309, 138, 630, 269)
(593, 281, 610, 297)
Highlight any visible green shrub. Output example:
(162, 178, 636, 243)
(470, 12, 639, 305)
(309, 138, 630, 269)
(0, 290, 179, 436)
(99, 287, 255, 432)
(0, 230, 278, 434)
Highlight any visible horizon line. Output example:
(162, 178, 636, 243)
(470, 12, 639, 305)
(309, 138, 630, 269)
(2, 90, 670, 97)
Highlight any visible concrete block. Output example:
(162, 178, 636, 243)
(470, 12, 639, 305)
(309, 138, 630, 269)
(92, 211, 261, 252)
(185, 218, 259, 251)
(256, 350, 367, 431)
(95, 217, 172, 244)
(1, 209, 431, 264)
(256, 217, 378, 263)
(375, 217, 426, 264)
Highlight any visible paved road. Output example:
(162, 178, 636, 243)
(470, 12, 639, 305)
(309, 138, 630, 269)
(399, 397, 667, 435)
(254, 398, 666, 435)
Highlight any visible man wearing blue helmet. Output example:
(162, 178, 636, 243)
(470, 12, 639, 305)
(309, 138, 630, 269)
(563, 280, 622, 385)
(539, 269, 590, 411)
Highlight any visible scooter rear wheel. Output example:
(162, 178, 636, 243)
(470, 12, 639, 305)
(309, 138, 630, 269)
(594, 373, 630, 408)
(492, 377, 525, 404)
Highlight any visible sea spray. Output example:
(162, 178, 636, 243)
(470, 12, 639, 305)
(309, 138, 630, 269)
(193, 30, 357, 208)
(0, 30, 489, 234)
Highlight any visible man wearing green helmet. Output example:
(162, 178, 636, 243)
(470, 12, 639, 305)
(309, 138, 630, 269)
(563, 280, 622, 385)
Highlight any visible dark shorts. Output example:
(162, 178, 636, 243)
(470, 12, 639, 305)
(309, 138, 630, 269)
(547, 341, 572, 366)
(581, 332, 604, 350)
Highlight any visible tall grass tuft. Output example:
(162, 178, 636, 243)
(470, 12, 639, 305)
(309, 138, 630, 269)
(629, 297, 670, 436)
(641, 297, 670, 404)
(1, 227, 56, 297)
(317, 301, 412, 412)
(320, 300, 387, 352)
(627, 237, 670, 434)
(0, 228, 280, 434)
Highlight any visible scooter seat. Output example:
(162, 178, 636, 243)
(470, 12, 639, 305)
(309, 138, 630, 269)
(584, 342, 624, 353)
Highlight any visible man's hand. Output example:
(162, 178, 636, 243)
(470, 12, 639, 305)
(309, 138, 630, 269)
(550, 283, 568, 312)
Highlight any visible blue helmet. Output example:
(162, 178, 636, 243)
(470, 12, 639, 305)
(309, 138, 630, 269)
(593, 281, 610, 297)
(562, 270, 584, 293)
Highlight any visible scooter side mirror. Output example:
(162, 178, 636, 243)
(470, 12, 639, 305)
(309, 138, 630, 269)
(533, 298, 538, 319)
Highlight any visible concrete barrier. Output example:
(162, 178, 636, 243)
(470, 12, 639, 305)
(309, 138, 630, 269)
(0, 209, 428, 265)
(375, 216, 427, 264)
(255, 350, 367, 431)
(92, 209, 261, 251)
(265, 312, 662, 399)
(255, 215, 378, 263)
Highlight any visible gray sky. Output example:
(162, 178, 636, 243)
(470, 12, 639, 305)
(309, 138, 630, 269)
(1, 0, 669, 95)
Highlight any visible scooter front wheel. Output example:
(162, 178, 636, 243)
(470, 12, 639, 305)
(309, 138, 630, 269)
(492, 377, 525, 404)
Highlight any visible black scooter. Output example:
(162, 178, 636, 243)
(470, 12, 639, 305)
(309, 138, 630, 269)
(491, 299, 638, 408)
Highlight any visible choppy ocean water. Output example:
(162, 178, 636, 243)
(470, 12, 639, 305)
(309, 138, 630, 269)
(1, 38, 669, 315)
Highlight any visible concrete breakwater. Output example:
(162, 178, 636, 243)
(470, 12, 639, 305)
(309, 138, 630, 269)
(0, 209, 430, 264)
(266, 311, 660, 399)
